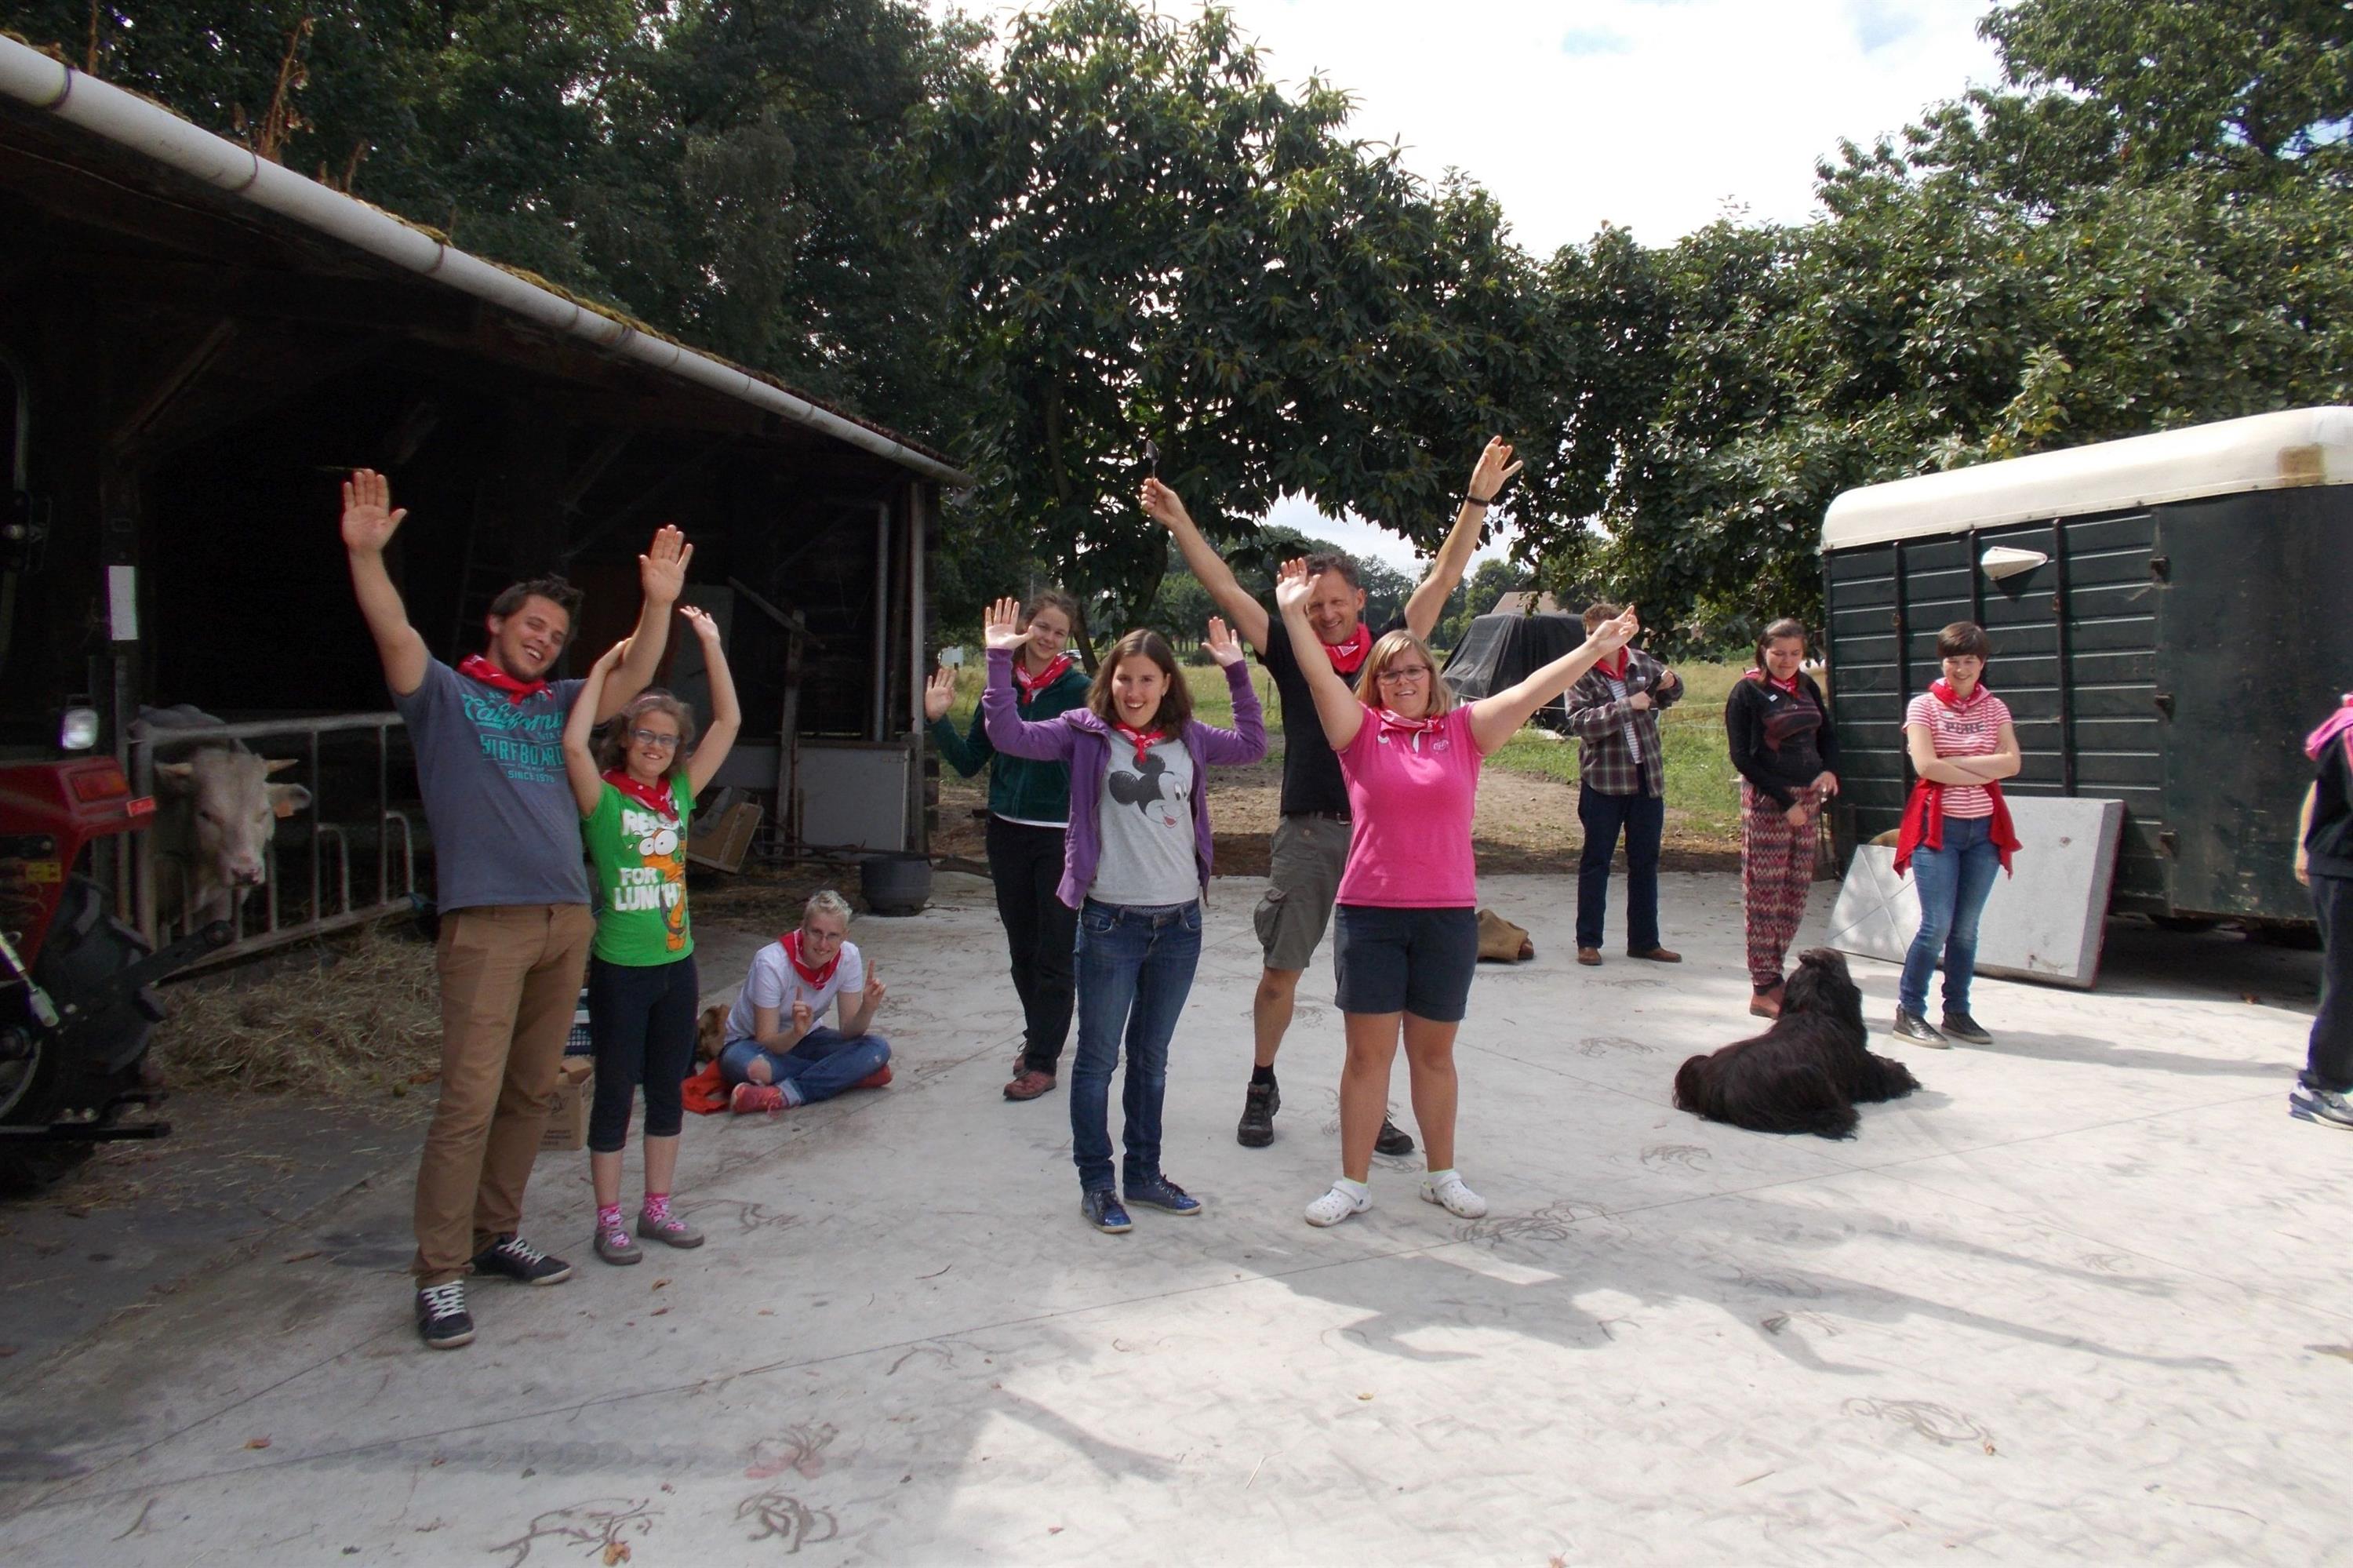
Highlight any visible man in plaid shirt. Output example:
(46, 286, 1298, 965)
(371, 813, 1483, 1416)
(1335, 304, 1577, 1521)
(1564, 600, 1683, 966)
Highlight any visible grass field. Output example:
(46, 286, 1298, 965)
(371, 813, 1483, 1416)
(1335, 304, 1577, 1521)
(937, 655, 1749, 852)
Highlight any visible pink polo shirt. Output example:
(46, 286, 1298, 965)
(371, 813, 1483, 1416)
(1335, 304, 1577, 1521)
(1334, 704, 1485, 908)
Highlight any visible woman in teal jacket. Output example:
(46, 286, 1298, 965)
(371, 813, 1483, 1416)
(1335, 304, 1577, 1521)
(926, 590, 1092, 1101)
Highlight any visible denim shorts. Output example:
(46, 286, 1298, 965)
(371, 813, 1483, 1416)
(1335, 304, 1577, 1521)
(1332, 904, 1480, 1021)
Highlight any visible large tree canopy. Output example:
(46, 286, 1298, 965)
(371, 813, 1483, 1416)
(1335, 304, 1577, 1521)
(8, 0, 2348, 645)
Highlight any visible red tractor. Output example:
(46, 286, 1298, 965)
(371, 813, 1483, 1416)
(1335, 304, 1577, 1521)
(0, 747, 230, 1188)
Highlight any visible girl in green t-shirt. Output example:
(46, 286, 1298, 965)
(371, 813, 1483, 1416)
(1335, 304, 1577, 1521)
(562, 607, 740, 1266)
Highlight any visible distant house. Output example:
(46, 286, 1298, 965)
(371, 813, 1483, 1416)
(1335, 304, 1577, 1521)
(1489, 591, 1565, 617)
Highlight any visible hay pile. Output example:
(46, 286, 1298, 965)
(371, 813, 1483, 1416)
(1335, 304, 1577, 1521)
(149, 928, 444, 1108)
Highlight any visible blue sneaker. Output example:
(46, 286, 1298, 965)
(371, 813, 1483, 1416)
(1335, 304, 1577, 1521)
(1080, 1188, 1133, 1233)
(1125, 1173, 1203, 1216)
(2290, 1079, 2353, 1130)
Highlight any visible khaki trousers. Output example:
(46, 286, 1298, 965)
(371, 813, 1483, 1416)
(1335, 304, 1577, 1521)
(411, 903, 595, 1284)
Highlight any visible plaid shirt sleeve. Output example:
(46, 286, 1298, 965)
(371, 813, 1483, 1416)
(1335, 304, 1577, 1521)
(1566, 652, 1669, 796)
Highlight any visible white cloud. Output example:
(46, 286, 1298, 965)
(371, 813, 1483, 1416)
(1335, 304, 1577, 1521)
(937, 0, 2004, 251)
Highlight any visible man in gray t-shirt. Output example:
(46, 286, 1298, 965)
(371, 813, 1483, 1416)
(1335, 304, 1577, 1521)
(341, 468, 686, 1351)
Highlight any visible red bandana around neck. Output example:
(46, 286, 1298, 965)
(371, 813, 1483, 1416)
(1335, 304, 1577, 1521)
(780, 929, 841, 990)
(1930, 677, 1989, 709)
(603, 769, 679, 821)
(1013, 652, 1076, 702)
(2305, 695, 2353, 762)
(1372, 707, 1443, 752)
(1111, 722, 1167, 767)
(1597, 649, 1631, 682)
(1745, 667, 1802, 696)
(458, 653, 549, 704)
(1322, 623, 1372, 675)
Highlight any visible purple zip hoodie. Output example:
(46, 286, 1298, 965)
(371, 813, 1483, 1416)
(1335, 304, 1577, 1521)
(982, 647, 1267, 908)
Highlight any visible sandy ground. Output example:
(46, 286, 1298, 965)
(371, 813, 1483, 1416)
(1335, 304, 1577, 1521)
(0, 871, 2336, 1566)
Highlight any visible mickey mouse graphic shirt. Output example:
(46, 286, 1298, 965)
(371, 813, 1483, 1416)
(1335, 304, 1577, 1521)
(1088, 736, 1198, 907)
(583, 773, 696, 964)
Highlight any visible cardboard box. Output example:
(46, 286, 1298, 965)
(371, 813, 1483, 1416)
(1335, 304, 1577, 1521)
(540, 1057, 594, 1153)
(686, 798, 763, 872)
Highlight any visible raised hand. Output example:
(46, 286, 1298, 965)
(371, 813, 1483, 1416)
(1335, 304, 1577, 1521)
(923, 667, 957, 722)
(678, 604, 722, 646)
(864, 968, 888, 1011)
(1467, 436, 1524, 504)
(1272, 557, 1314, 615)
(1204, 616, 1244, 667)
(791, 999, 814, 1037)
(1587, 605, 1640, 655)
(340, 469, 407, 554)
(639, 524, 692, 608)
(1140, 477, 1191, 532)
(982, 596, 1033, 653)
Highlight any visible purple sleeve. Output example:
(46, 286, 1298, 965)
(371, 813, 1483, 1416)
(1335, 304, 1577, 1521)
(980, 649, 1080, 761)
(1191, 659, 1268, 765)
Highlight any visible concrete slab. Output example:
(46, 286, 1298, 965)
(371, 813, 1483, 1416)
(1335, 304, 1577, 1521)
(1827, 798, 2127, 988)
(0, 873, 2334, 1566)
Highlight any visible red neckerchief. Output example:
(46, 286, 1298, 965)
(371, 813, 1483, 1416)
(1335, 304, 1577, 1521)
(1895, 779, 2020, 878)
(603, 769, 679, 822)
(1322, 622, 1371, 676)
(1931, 677, 1990, 709)
(1745, 667, 1802, 696)
(1111, 722, 1166, 767)
(2305, 695, 2353, 761)
(1013, 652, 1076, 703)
(1596, 649, 1631, 682)
(457, 653, 549, 704)
(779, 930, 840, 990)
(1372, 706, 1443, 752)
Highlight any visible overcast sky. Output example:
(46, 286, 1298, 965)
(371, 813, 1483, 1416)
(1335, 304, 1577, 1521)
(939, 0, 2007, 571)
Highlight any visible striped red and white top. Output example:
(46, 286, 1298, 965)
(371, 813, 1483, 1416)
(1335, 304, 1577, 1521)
(1905, 689, 2013, 819)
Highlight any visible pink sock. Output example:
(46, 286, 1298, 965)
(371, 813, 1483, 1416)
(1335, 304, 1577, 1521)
(596, 1203, 624, 1235)
(642, 1192, 671, 1224)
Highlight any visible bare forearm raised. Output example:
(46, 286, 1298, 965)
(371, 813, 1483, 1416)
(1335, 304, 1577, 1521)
(1278, 598, 1365, 751)
(347, 548, 429, 697)
(1469, 641, 1610, 754)
(1402, 501, 1486, 639)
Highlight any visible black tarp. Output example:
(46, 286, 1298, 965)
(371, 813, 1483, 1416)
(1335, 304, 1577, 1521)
(1441, 612, 1586, 729)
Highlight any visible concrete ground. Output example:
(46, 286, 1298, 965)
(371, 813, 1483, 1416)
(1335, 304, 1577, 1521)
(0, 871, 2338, 1566)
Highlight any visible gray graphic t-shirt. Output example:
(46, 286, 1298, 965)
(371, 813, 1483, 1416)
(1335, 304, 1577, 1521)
(1089, 735, 1198, 907)
(395, 658, 591, 912)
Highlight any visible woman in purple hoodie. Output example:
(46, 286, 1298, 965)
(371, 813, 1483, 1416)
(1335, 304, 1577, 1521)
(981, 596, 1267, 1234)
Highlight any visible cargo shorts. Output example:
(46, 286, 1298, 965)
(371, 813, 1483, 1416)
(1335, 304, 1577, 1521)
(1252, 813, 1351, 972)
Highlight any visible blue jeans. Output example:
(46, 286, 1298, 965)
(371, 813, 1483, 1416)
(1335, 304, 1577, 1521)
(718, 1026, 891, 1105)
(1071, 900, 1202, 1193)
(1900, 814, 2002, 1016)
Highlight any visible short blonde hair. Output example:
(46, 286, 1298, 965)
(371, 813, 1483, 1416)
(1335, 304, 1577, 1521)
(1352, 630, 1457, 714)
(804, 889, 853, 926)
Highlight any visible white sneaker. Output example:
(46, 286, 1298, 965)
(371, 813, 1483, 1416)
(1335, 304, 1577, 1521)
(1420, 1173, 1488, 1219)
(1304, 1182, 1371, 1228)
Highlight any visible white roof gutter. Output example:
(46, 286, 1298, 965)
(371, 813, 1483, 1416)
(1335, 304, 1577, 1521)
(0, 35, 973, 489)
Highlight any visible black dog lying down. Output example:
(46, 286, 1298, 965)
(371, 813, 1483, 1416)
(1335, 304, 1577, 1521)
(1673, 948, 1919, 1138)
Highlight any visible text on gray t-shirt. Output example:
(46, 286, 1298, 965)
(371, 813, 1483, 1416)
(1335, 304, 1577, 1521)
(395, 658, 591, 912)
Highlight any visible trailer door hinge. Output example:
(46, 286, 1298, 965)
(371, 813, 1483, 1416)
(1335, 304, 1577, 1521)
(2158, 830, 2179, 857)
(2153, 692, 2174, 719)
(2148, 555, 2169, 582)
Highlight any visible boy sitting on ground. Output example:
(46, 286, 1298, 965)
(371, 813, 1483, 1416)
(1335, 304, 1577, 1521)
(720, 890, 893, 1112)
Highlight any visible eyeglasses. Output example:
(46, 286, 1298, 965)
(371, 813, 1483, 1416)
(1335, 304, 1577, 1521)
(1376, 666, 1432, 685)
(628, 729, 681, 749)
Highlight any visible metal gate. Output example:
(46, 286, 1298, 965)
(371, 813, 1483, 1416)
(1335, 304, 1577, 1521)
(121, 712, 420, 965)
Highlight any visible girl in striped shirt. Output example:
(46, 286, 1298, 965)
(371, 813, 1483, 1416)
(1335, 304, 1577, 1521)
(1892, 621, 2021, 1047)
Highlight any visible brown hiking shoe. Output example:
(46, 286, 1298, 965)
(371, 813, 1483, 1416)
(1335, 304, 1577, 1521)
(1577, 947, 1602, 966)
(1628, 946, 1682, 962)
(1004, 1067, 1056, 1101)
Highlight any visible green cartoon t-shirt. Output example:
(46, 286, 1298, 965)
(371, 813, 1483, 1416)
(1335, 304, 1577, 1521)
(584, 775, 695, 965)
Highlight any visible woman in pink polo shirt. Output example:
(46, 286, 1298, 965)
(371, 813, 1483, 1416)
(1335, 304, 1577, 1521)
(1272, 559, 1638, 1228)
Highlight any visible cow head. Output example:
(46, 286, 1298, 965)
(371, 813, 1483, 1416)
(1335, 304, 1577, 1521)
(155, 751, 313, 893)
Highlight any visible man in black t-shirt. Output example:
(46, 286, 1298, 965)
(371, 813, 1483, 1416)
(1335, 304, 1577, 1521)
(2292, 697, 2353, 1130)
(1142, 438, 1520, 1149)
